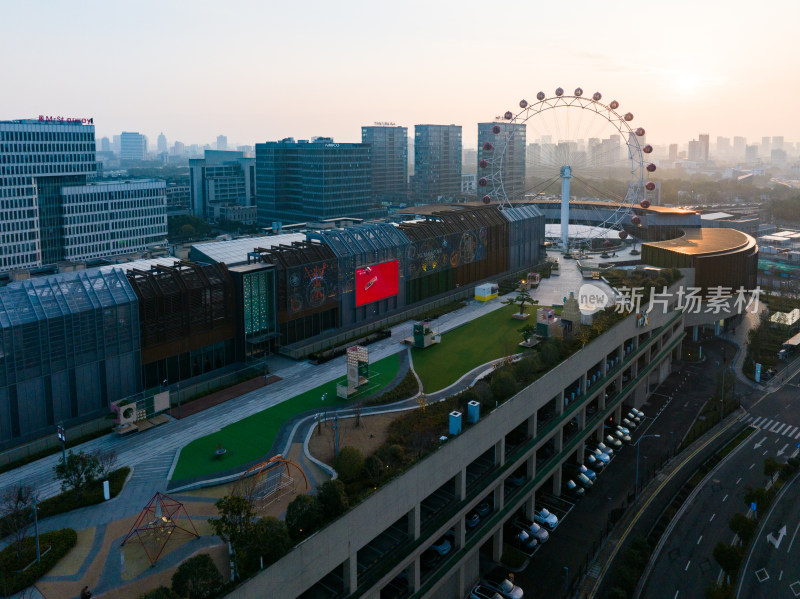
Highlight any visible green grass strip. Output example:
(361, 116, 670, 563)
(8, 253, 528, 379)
(171, 353, 400, 481)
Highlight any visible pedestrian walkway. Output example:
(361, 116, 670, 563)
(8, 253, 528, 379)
(746, 415, 800, 440)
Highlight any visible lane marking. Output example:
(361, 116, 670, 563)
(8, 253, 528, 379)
(752, 416, 765, 427)
(710, 513, 716, 522)
(723, 494, 728, 502)
(674, 591, 679, 599)
(697, 535, 703, 545)
(764, 450, 769, 456)
(685, 560, 691, 571)
(763, 419, 775, 430)
(787, 521, 800, 554)
(787, 426, 799, 438)
(736, 477, 742, 485)
(795, 430, 800, 440)
(750, 463, 756, 470)
(775, 423, 788, 435)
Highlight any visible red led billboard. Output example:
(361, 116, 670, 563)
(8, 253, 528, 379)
(355, 260, 399, 307)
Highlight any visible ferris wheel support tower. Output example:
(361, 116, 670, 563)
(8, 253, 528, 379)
(560, 165, 572, 250)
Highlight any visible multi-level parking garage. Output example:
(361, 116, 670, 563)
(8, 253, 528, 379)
(229, 287, 685, 598)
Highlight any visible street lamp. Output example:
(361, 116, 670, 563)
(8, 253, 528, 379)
(635, 434, 661, 505)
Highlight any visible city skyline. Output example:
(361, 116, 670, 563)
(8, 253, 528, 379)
(4, 0, 800, 147)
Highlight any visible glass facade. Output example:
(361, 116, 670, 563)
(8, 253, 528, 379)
(0, 269, 142, 449)
(413, 125, 462, 204)
(361, 126, 408, 203)
(477, 122, 526, 200)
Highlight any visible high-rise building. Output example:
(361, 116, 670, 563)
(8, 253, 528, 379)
(172, 141, 185, 156)
(60, 180, 167, 261)
(668, 143, 678, 162)
(157, 132, 168, 154)
(413, 124, 462, 204)
(477, 122, 526, 200)
(189, 150, 255, 218)
(745, 144, 759, 164)
(120, 132, 147, 161)
(255, 138, 384, 224)
(716, 136, 730, 157)
(698, 134, 710, 162)
(361, 125, 408, 203)
(772, 136, 784, 151)
(771, 148, 787, 166)
(217, 135, 228, 151)
(100, 136, 111, 152)
(761, 136, 771, 157)
(688, 140, 702, 162)
(733, 137, 747, 160)
(462, 148, 478, 174)
(0, 120, 167, 271)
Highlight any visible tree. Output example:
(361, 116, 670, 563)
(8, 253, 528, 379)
(285, 494, 323, 541)
(236, 517, 292, 577)
(317, 480, 349, 520)
(0, 484, 37, 559)
(171, 553, 223, 599)
(334, 446, 365, 483)
(362, 455, 384, 487)
(92, 448, 118, 479)
(54, 450, 100, 499)
(180, 224, 195, 238)
(729, 513, 757, 545)
(140, 587, 178, 599)
(518, 324, 536, 343)
(208, 495, 255, 546)
(712, 542, 743, 576)
(503, 289, 535, 315)
(490, 370, 517, 401)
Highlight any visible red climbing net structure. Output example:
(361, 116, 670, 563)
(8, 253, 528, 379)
(121, 491, 199, 564)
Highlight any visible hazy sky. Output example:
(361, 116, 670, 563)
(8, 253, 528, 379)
(4, 0, 799, 149)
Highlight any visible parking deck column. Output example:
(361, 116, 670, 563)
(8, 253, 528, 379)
(552, 463, 562, 496)
(492, 527, 504, 562)
(344, 553, 358, 594)
(495, 438, 505, 467)
(408, 504, 420, 540)
(455, 469, 466, 500)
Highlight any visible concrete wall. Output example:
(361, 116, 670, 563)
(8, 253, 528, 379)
(228, 303, 684, 599)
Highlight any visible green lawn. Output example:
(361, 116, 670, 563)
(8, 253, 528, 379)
(171, 353, 400, 481)
(411, 304, 532, 392)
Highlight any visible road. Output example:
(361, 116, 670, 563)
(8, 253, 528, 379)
(641, 366, 800, 599)
(513, 341, 730, 599)
(737, 472, 800, 598)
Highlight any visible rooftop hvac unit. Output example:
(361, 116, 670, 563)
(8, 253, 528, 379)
(449, 411, 462, 436)
(467, 400, 480, 424)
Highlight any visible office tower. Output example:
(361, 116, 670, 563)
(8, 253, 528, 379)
(157, 132, 168, 154)
(217, 135, 228, 151)
(60, 180, 167, 261)
(0, 119, 167, 271)
(165, 183, 191, 214)
(733, 137, 746, 160)
(772, 136, 784, 151)
(716, 137, 730, 157)
(761, 136, 771, 157)
(771, 148, 787, 166)
(189, 150, 255, 218)
(172, 141, 185, 156)
(413, 124, 462, 204)
(668, 144, 678, 162)
(688, 140, 702, 162)
(462, 148, 478, 174)
(698, 134, 710, 162)
(745, 145, 759, 164)
(255, 137, 384, 224)
(361, 125, 408, 203)
(120, 132, 147, 161)
(527, 143, 541, 166)
(100, 137, 111, 152)
(477, 122, 526, 200)
(112, 134, 121, 155)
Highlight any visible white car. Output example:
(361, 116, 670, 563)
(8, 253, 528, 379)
(595, 442, 614, 456)
(622, 417, 638, 429)
(627, 411, 642, 424)
(616, 425, 631, 436)
(631, 408, 645, 419)
(513, 516, 550, 543)
(483, 575, 524, 599)
(612, 429, 631, 443)
(605, 434, 623, 449)
(470, 586, 504, 599)
(577, 463, 597, 481)
(534, 507, 559, 529)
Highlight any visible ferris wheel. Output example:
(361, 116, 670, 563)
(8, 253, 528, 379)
(478, 88, 657, 250)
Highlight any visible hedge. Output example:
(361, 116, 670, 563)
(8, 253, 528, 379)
(0, 528, 77, 594)
(364, 369, 419, 406)
(38, 466, 130, 519)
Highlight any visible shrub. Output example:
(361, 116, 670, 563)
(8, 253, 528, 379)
(285, 494, 323, 541)
(208, 495, 255, 546)
(705, 582, 735, 599)
(317, 480, 349, 520)
(171, 553, 223, 599)
(362, 455, 384, 487)
(334, 447, 365, 483)
(490, 370, 517, 402)
(0, 528, 77, 595)
(236, 517, 292, 577)
(729, 513, 757, 545)
(780, 457, 800, 481)
(36, 466, 129, 520)
(365, 369, 419, 406)
(712, 542, 743, 576)
(53, 450, 101, 498)
(763, 457, 781, 477)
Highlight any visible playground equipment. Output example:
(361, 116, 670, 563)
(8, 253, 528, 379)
(231, 456, 308, 512)
(121, 492, 199, 564)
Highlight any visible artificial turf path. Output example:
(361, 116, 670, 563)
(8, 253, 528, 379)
(171, 353, 400, 481)
(411, 303, 531, 392)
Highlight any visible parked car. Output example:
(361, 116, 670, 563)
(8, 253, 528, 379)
(594, 442, 615, 455)
(534, 507, 559, 529)
(615, 424, 632, 436)
(611, 429, 631, 444)
(430, 536, 451, 556)
(605, 434, 623, 449)
(466, 512, 480, 528)
(483, 572, 524, 599)
(512, 528, 538, 552)
(626, 411, 642, 424)
(477, 500, 493, 517)
(564, 478, 586, 499)
(622, 417, 638, 429)
(575, 463, 597, 481)
(587, 448, 610, 465)
(513, 516, 550, 543)
(470, 585, 504, 599)
(507, 472, 526, 487)
(631, 408, 645, 419)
